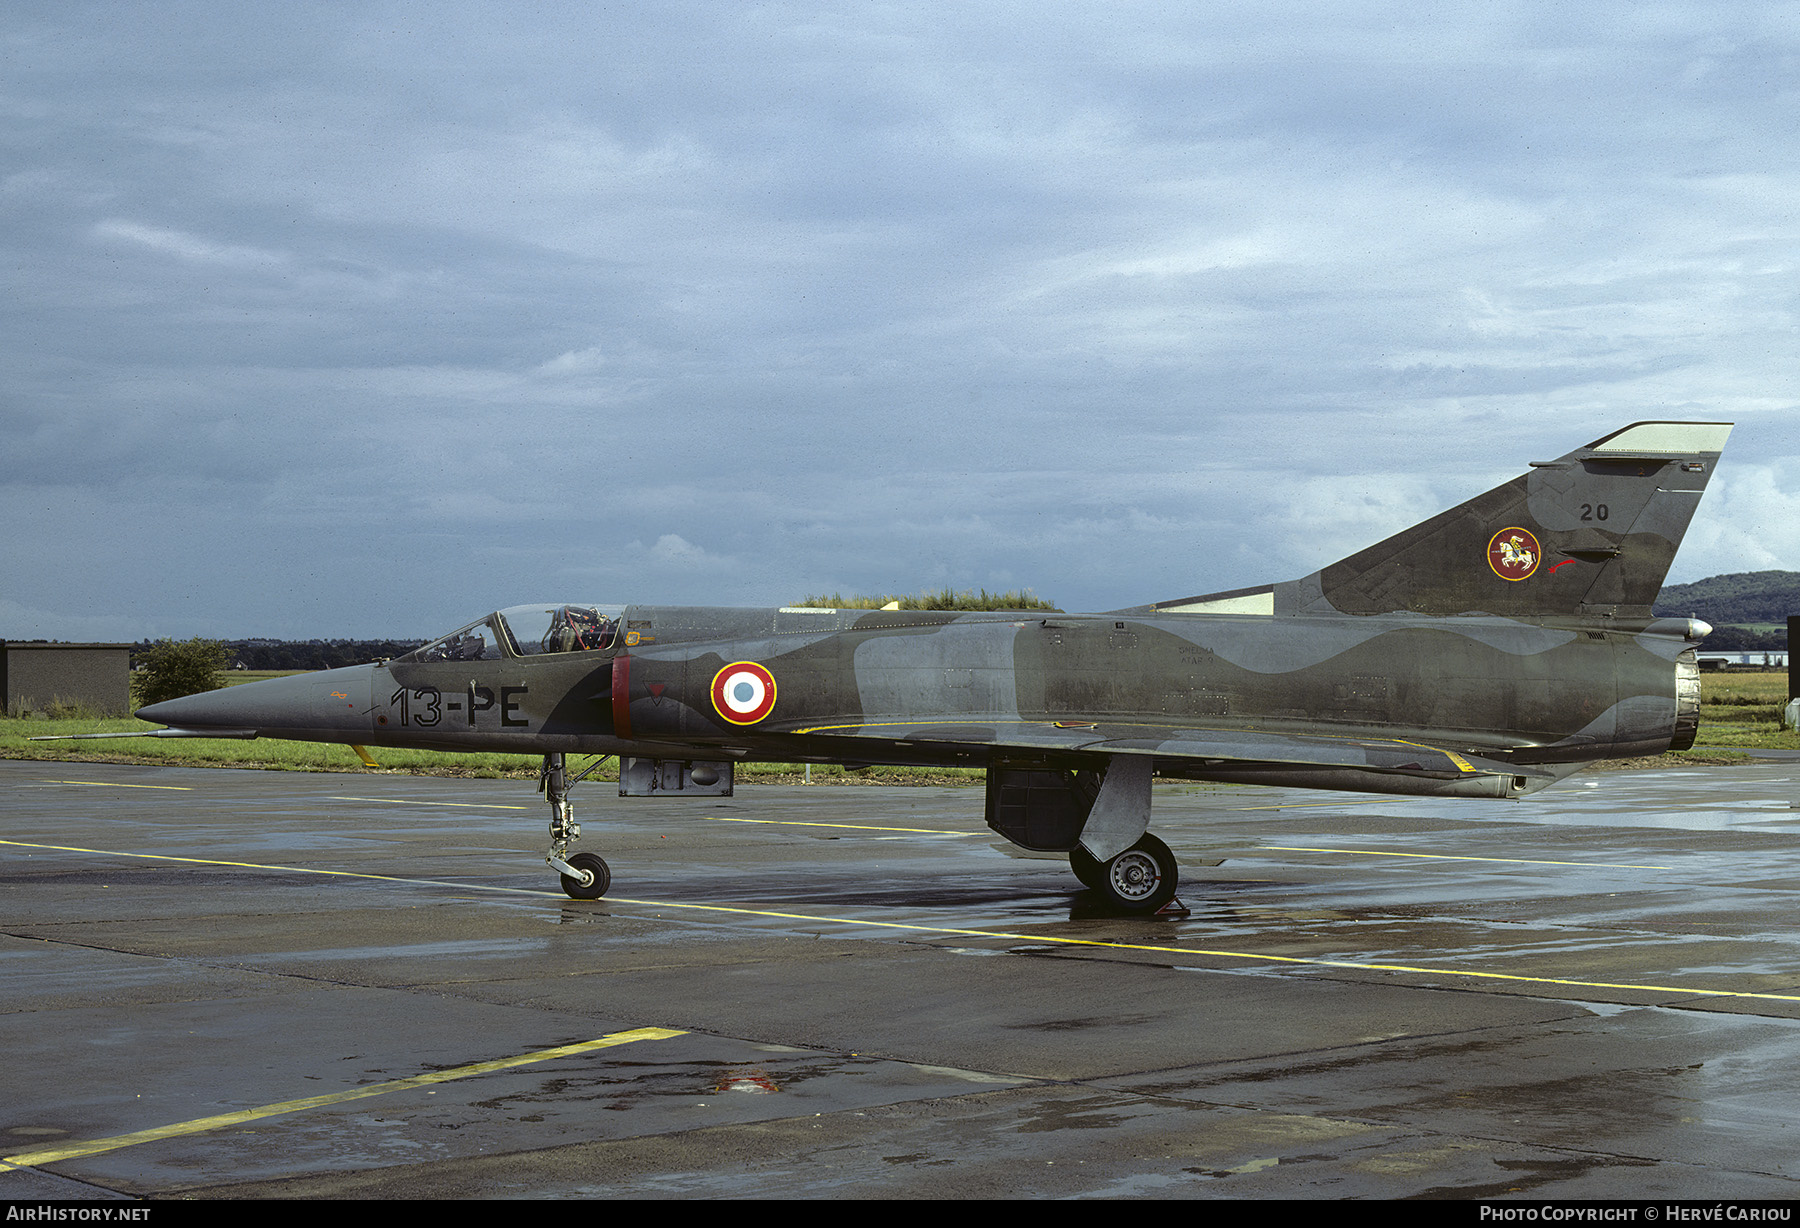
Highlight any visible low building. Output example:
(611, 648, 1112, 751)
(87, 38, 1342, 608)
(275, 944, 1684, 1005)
(1, 642, 134, 716)
(1696, 650, 1790, 671)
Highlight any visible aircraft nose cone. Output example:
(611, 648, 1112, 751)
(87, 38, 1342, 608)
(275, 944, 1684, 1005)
(136, 665, 372, 738)
(133, 696, 188, 725)
(135, 688, 250, 729)
(133, 687, 235, 727)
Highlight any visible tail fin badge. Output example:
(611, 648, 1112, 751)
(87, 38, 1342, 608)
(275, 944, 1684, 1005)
(1487, 528, 1542, 581)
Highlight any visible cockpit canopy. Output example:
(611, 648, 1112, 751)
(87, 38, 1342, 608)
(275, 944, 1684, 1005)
(398, 604, 625, 663)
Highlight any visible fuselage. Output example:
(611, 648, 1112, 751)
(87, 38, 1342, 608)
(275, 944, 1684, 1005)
(140, 603, 1702, 777)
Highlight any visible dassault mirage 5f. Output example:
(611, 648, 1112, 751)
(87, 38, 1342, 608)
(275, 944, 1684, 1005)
(120, 421, 1730, 913)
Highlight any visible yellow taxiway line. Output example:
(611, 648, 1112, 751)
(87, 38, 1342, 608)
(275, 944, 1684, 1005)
(0, 1028, 684, 1174)
(6, 839, 1796, 1006)
(0, 839, 530, 894)
(591, 896, 1800, 1004)
(327, 795, 532, 810)
(1261, 845, 1674, 870)
(35, 778, 193, 791)
(702, 815, 977, 836)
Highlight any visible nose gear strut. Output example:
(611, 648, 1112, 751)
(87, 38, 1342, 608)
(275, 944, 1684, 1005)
(541, 752, 613, 899)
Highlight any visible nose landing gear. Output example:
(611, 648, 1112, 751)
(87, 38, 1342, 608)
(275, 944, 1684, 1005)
(542, 752, 613, 900)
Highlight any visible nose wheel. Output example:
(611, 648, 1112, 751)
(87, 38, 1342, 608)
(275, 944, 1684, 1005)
(559, 851, 612, 900)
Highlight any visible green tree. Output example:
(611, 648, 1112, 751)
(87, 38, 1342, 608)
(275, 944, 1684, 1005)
(132, 638, 230, 708)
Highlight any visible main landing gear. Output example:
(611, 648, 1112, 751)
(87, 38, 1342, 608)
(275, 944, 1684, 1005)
(542, 752, 612, 900)
(539, 749, 1180, 913)
(1069, 833, 1179, 914)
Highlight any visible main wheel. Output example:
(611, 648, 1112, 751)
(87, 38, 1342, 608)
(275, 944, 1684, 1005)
(1069, 845, 1106, 890)
(1091, 834, 1178, 914)
(560, 851, 612, 900)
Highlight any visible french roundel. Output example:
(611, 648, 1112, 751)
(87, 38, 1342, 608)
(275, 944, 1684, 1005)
(711, 661, 777, 725)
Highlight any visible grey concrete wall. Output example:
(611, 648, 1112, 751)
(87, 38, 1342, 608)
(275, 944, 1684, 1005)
(2, 644, 133, 716)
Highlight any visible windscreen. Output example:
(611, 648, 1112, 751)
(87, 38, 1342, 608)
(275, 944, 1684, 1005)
(395, 617, 506, 663)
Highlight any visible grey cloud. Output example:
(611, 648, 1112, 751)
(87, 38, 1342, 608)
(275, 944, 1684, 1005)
(2, 2, 1795, 638)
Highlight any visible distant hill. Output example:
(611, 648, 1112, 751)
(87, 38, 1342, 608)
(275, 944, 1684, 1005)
(1654, 570, 1798, 650)
(1654, 571, 1800, 625)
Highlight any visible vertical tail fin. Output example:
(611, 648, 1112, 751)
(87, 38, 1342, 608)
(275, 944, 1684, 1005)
(1276, 421, 1732, 618)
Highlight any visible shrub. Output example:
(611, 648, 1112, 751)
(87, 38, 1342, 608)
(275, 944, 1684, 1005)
(132, 638, 230, 708)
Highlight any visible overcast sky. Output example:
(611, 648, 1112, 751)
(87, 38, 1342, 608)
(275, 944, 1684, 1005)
(4, 2, 1797, 641)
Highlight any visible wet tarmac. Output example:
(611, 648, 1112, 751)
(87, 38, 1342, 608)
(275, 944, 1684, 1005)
(2, 757, 1799, 1199)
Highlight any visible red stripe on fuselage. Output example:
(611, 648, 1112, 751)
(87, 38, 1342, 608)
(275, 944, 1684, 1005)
(612, 654, 633, 740)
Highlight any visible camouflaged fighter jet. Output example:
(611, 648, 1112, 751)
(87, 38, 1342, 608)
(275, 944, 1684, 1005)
(118, 420, 1730, 913)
